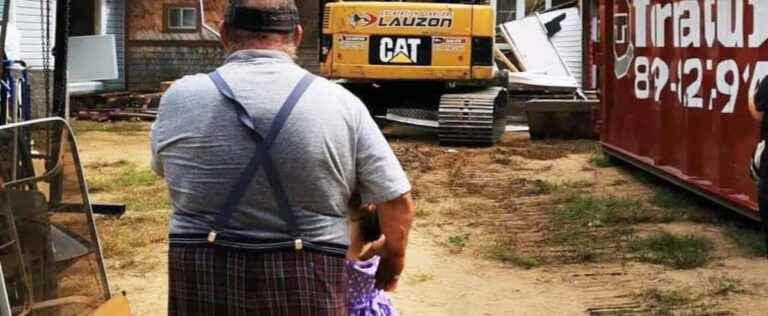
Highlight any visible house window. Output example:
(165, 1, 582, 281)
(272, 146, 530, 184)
(166, 6, 199, 32)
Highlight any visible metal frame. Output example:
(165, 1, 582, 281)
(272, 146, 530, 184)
(1, 117, 113, 302)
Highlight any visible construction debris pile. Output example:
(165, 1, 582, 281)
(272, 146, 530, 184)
(73, 81, 173, 121)
(496, 7, 599, 140)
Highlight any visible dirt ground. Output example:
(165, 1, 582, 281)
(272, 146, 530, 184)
(74, 122, 768, 316)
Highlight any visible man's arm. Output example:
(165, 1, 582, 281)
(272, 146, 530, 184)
(749, 94, 763, 122)
(375, 192, 415, 291)
(751, 77, 768, 121)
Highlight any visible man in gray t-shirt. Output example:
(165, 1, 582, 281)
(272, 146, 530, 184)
(151, 1, 415, 314)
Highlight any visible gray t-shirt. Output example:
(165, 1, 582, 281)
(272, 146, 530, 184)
(151, 49, 411, 247)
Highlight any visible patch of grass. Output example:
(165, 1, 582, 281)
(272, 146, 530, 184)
(723, 223, 765, 257)
(87, 163, 161, 193)
(498, 139, 598, 160)
(72, 121, 151, 135)
(122, 185, 171, 212)
(115, 166, 160, 187)
(409, 273, 435, 284)
(610, 179, 630, 186)
(526, 179, 596, 196)
(490, 148, 517, 166)
(649, 186, 713, 223)
(548, 195, 643, 263)
(528, 180, 560, 195)
(563, 180, 596, 189)
(637, 288, 695, 313)
(626, 168, 656, 185)
(650, 187, 693, 210)
(447, 234, 470, 248)
(590, 153, 616, 168)
(448, 164, 467, 187)
(485, 244, 540, 269)
(630, 232, 714, 269)
(703, 273, 747, 297)
(98, 211, 170, 259)
(553, 195, 647, 227)
(85, 159, 130, 169)
(414, 206, 432, 218)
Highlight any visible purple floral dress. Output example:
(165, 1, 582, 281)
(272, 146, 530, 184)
(346, 256, 398, 316)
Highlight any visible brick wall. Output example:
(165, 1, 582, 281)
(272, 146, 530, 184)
(127, 44, 226, 91)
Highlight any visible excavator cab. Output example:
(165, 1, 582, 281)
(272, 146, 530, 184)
(0, 118, 130, 316)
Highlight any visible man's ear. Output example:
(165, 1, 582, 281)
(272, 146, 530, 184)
(291, 25, 304, 47)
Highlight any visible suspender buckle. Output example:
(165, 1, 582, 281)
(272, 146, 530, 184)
(294, 239, 303, 251)
(207, 231, 218, 243)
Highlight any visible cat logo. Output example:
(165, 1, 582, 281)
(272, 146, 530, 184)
(370, 36, 431, 65)
(379, 37, 421, 64)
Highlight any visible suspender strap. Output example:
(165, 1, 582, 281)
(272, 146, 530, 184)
(207, 70, 316, 249)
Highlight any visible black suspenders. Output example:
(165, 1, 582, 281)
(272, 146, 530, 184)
(207, 70, 315, 251)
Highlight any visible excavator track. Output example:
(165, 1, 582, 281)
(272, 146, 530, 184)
(438, 87, 508, 146)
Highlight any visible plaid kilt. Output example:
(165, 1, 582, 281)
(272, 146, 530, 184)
(168, 245, 347, 316)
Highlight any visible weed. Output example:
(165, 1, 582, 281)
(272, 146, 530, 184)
(410, 273, 435, 284)
(650, 187, 693, 210)
(98, 211, 170, 259)
(490, 149, 516, 166)
(649, 186, 713, 223)
(116, 167, 160, 187)
(548, 195, 643, 263)
(448, 164, 466, 187)
(590, 153, 616, 168)
(122, 185, 171, 212)
(630, 232, 713, 269)
(447, 234, 470, 248)
(552, 195, 646, 227)
(87, 163, 161, 193)
(499, 139, 598, 160)
(703, 273, 747, 297)
(611, 179, 630, 186)
(72, 121, 151, 135)
(485, 244, 540, 269)
(723, 223, 765, 257)
(528, 180, 560, 195)
(414, 205, 433, 218)
(563, 180, 596, 189)
(527, 180, 594, 196)
(85, 159, 130, 169)
(626, 168, 656, 185)
(636, 288, 694, 313)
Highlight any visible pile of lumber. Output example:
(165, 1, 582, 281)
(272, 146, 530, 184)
(73, 81, 174, 121)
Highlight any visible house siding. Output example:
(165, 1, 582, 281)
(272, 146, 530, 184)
(12, 0, 57, 118)
(126, 0, 224, 91)
(126, 43, 225, 91)
(102, 0, 126, 91)
(15, 0, 56, 68)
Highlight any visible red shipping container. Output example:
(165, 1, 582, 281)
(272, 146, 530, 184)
(599, 0, 765, 220)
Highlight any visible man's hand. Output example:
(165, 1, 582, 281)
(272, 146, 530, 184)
(375, 254, 405, 291)
(373, 192, 415, 291)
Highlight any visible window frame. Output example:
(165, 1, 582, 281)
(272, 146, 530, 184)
(164, 4, 200, 33)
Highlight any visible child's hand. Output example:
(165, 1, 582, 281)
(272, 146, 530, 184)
(360, 235, 386, 260)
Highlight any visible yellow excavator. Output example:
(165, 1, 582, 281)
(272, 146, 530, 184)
(321, 0, 509, 145)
